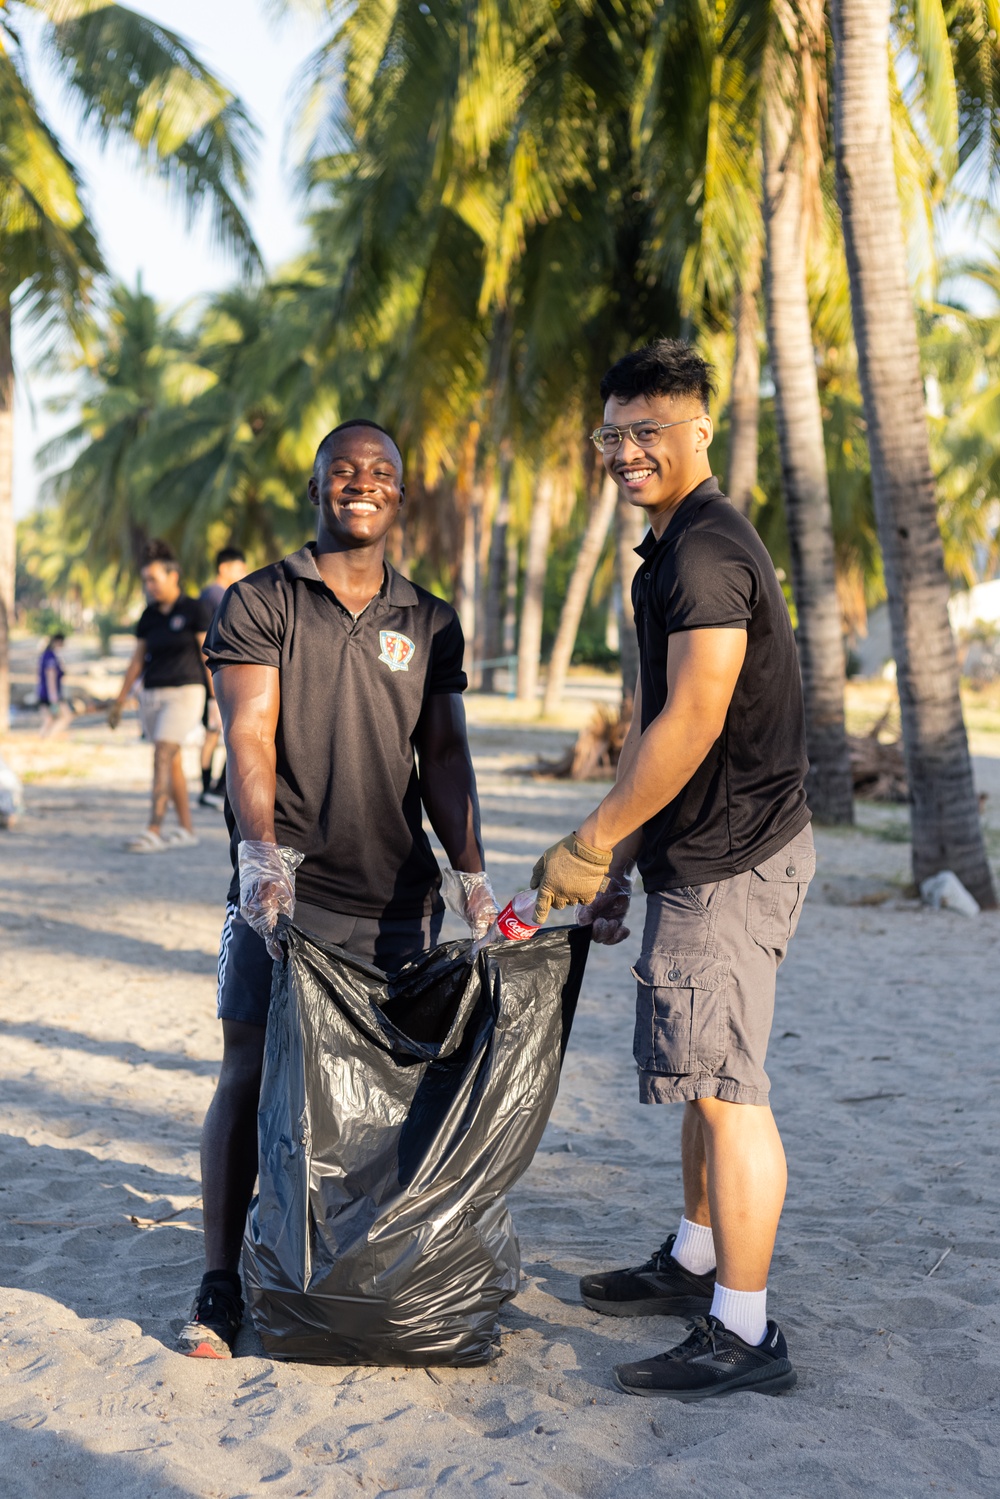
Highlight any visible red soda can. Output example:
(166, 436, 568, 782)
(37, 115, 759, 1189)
(495, 890, 542, 941)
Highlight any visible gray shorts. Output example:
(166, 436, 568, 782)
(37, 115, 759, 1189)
(633, 826, 815, 1106)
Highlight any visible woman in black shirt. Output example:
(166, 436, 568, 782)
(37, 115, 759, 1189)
(108, 540, 214, 852)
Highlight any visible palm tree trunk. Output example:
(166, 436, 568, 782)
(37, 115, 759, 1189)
(516, 473, 553, 706)
(481, 461, 510, 693)
(0, 299, 14, 734)
(455, 496, 479, 687)
(503, 526, 518, 659)
(542, 473, 618, 715)
(762, 21, 854, 825)
(830, 0, 996, 906)
(615, 495, 645, 707)
(725, 243, 762, 519)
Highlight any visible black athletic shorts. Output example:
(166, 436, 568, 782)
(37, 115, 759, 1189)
(215, 901, 444, 1027)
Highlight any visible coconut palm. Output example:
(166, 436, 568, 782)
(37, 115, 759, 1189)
(830, 0, 997, 906)
(761, 0, 854, 823)
(40, 280, 188, 589)
(0, 0, 259, 722)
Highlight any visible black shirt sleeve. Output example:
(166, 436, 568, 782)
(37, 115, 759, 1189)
(135, 606, 153, 639)
(427, 610, 468, 694)
(203, 579, 286, 672)
(667, 530, 758, 631)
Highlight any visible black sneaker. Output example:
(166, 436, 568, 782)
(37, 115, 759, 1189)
(613, 1315, 796, 1401)
(177, 1277, 244, 1359)
(579, 1233, 715, 1317)
(198, 791, 225, 810)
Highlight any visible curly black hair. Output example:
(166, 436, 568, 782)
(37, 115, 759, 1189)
(599, 338, 717, 412)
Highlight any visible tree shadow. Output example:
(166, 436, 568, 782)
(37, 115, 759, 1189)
(0, 1019, 219, 1077)
(0, 913, 217, 975)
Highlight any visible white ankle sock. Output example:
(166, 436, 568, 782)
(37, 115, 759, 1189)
(670, 1216, 716, 1276)
(710, 1283, 768, 1346)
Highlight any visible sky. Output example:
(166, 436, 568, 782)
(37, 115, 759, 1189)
(12, 0, 323, 518)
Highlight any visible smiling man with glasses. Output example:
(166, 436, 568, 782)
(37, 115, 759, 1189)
(530, 337, 814, 1401)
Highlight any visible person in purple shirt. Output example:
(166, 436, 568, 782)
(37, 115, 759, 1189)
(38, 632, 71, 737)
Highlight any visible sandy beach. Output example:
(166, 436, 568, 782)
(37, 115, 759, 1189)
(2, 706, 1000, 1498)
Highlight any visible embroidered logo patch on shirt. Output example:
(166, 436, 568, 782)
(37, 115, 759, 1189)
(378, 630, 415, 672)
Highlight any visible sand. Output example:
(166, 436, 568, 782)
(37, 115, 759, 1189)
(2, 710, 1000, 1498)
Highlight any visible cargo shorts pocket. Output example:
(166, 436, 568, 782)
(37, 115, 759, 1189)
(746, 834, 817, 951)
(631, 954, 731, 1075)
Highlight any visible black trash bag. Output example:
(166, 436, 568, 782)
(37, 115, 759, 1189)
(243, 923, 590, 1366)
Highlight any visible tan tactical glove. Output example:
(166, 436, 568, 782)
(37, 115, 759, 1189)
(529, 832, 613, 924)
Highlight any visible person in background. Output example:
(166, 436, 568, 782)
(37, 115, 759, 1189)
(38, 632, 72, 737)
(108, 540, 214, 853)
(198, 547, 248, 810)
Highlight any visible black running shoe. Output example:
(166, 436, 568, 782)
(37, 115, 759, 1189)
(613, 1315, 796, 1401)
(579, 1233, 715, 1317)
(177, 1278, 244, 1359)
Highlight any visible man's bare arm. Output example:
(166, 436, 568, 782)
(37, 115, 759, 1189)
(607, 673, 645, 875)
(577, 628, 747, 852)
(414, 693, 485, 873)
(214, 664, 280, 843)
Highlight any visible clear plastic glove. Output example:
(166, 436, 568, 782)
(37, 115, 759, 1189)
(576, 872, 633, 946)
(440, 867, 500, 943)
(238, 840, 305, 960)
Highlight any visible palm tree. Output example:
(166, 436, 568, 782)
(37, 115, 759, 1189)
(542, 473, 618, 714)
(830, 0, 996, 906)
(724, 243, 762, 518)
(0, 0, 258, 723)
(41, 281, 184, 588)
(761, 1, 854, 823)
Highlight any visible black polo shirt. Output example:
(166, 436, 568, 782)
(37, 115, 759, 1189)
(203, 544, 468, 919)
(632, 476, 810, 890)
(135, 595, 213, 689)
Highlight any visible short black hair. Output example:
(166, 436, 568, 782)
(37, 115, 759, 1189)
(214, 545, 245, 569)
(49, 632, 66, 645)
(314, 419, 401, 473)
(599, 338, 717, 413)
(141, 539, 179, 571)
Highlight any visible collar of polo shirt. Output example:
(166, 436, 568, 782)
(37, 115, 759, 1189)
(284, 542, 419, 608)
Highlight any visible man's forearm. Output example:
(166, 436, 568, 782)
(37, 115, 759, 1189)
(420, 756, 484, 872)
(579, 707, 716, 852)
(225, 731, 278, 844)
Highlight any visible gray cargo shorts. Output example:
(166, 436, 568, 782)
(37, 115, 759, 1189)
(633, 826, 815, 1106)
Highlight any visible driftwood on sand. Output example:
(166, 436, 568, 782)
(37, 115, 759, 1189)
(530, 700, 910, 804)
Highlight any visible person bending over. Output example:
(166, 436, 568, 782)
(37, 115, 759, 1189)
(108, 541, 213, 852)
(532, 339, 814, 1402)
(178, 419, 497, 1358)
(198, 546, 248, 810)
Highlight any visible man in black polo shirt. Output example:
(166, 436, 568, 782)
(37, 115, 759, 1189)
(530, 339, 814, 1400)
(178, 419, 497, 1358)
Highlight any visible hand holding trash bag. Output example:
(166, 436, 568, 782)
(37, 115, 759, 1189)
(577, 871, 633, 945)
(440, 867, 500, 942)
(238, 840, 304, 959)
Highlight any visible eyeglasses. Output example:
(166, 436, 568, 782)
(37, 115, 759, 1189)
(590, 417, 696, 453)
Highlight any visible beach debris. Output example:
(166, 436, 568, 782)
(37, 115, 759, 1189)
(0, 755, 23, 830)
(925, 1246, 953, 1278)
(847, 714, 908, 802)
(919, 870, 980, 917)
(530, 701, 632, 780)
